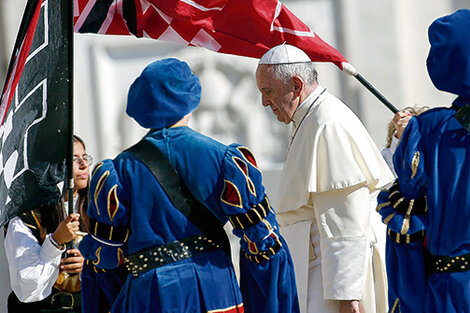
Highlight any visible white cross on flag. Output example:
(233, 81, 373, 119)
(74, 0, 347, 69)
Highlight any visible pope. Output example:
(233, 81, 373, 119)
(255, 44, 394, 313)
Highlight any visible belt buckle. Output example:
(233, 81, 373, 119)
(51, 291, 74, 310)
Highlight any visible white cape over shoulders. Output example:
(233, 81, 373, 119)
(276, 87, 393, 313)
(276, 87, 394, 216)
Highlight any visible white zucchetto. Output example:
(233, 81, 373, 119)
(259, 44, 312, 65)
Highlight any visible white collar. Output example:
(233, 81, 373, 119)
(292, 85, 325, 127)
(288, 85, 326, 151)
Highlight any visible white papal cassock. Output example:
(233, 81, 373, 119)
(276, 85, 394, 313)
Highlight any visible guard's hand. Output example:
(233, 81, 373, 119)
(392, 111, 413, 139)
(52, 213, 80, 245)
(60, 248, 84, 274)
(339, 300, 361, 313)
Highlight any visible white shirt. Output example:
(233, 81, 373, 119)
(4, 197, 78, 302)
(4, 217, 64, 302)
(278, 86, 393, 213)
(381, 133, 400, 176)
(276, 86, 394, 311)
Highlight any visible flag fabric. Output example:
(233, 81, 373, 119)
(73, 0, 347, 69)
(0, 0, 72, 226)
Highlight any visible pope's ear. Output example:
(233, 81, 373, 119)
(291, 76, 304, 95)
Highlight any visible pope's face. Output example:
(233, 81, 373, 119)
(256, 65, 298, 124)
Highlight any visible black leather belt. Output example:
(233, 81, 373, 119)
(125, 235, 221, 277)
(50, 291, 81, 310)
(426, 251, 470, 274)
(7, 289, 81, 312)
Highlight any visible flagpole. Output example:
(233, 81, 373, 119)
(341, 62, 399, 114)
(354, 73, 399, 114)
(67, 0, 74, 217)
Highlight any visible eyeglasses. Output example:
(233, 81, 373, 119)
(73, 154, 93, 167)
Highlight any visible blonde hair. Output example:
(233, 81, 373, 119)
(385, 105, 430, 148)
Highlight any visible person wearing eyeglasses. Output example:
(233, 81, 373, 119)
(4, 135, 92, 313)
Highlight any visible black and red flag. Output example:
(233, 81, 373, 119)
(0, 0, 72, 226)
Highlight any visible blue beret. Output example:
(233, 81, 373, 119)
(126, 58, 201, 129)
(427, 9, 470, 98)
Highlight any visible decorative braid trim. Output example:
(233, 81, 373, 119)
(388, 181, 427, 215)
(228, 197, 269, 229)
(242, 238, 282, 264)
(90, 219, 129, 242)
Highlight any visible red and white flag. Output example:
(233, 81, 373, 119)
(74, 0, 347, 69)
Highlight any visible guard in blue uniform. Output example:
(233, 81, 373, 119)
(79, 58, 299, 313)
(376, 182, 427, 313)
(383, 9, 470, 313)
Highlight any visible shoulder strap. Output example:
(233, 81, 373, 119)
(125, 139, 231, 256)
(454, 103, 470, 132)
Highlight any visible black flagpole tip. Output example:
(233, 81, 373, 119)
(354, 73, 399, 114)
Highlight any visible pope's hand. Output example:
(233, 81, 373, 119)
(339, 300, 361, 313)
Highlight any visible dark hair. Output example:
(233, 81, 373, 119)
(77, 186, 90, 232)
(73, 134, 85, 149)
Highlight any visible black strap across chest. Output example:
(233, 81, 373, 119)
(125, 139, 231, 256)
(453, 103, 470, 132)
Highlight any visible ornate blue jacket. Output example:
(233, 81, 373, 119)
(384, 100, 470, 313)
(79, 126, 299, 313)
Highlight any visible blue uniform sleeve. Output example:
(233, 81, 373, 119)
(376, 182, 427, 312)
(79, 159, 130, 270)
(220, 144, 299, 313)
(393, 116, 427, 198)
